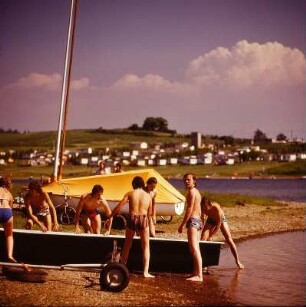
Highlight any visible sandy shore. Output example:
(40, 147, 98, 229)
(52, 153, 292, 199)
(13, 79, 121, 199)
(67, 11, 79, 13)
(0, 201, 304, 306)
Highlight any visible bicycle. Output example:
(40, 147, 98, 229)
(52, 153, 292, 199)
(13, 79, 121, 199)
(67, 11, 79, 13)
(55, 192, 76, 225)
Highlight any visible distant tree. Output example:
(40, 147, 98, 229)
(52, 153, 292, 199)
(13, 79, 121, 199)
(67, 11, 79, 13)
(142, 117, 169, 132)
(219, 135, 235, 146)
(128, 124, 139, 130)
(253, 129, 268, 143)
(276, 133, 287, 141)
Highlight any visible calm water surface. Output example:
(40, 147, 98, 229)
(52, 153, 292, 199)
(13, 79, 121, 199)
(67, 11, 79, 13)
(170, 179, 306, 202)
(212, 231, 305, 306)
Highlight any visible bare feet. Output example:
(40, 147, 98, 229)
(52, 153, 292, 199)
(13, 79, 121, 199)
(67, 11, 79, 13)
(21, 263, 31, 272)
(203, 267, 210, 275)
(187, 275, 203, 282)
(237, 261, 245, 269)
(8, 257, 17, 263)
(144, 273, 155, 278)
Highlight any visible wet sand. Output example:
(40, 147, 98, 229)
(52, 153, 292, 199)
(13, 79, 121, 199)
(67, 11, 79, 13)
(0, 201, 304, 306)
(0, 270, 234, 306)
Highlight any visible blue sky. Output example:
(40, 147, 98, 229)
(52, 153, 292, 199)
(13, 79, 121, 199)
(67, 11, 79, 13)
(0, 0, 305, 138)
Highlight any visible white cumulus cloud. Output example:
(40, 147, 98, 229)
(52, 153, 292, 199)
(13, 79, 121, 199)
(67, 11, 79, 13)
(4, 73, 91, 92)
(112, 73, 172, 91)
(7, 73, 62, 91)
(71, 77, 90, 91)
(184, 40, 305, 90)
(108, 40, 304, 96)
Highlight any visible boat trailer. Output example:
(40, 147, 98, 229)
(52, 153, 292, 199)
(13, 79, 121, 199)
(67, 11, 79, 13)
(0, 261, 129, 292)
(0, 240, 129, 292)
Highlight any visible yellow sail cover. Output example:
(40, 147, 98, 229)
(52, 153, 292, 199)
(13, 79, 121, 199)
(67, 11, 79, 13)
(43, 168, 185, 205)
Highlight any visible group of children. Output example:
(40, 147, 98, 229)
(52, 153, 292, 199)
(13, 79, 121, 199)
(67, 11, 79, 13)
(0, 172, 243, 281)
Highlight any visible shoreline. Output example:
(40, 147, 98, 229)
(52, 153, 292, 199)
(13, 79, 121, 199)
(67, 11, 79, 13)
(165, 174, 306, 180)
(1, 201, 305, 306)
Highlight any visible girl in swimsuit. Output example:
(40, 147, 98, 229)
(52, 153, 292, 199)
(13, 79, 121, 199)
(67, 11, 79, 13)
(0, 176, 17, 262)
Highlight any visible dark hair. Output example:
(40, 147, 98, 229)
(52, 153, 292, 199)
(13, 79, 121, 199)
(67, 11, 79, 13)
(132, 176, 145, 189)
(183, 173, 197, 187)
(92, 184, 103, 195)
(146, 177, 157, 185)
(28, 180, 43, 194)
(0, 177, 6, 188)
(0, 175, 12, 189)
(201, 196, 211, 207)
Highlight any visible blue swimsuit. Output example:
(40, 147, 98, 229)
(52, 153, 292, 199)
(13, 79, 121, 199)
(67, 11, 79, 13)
(0, 208, 13, 223)
(186, 217, 203, 231)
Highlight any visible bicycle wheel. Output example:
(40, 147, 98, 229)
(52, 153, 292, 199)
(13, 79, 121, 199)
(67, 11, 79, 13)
(60, 206, 76, 225)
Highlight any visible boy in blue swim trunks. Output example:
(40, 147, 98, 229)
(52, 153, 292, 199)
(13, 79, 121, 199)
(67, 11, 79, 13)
(201, 197, 244, 269)
(178, 173, 203, 282)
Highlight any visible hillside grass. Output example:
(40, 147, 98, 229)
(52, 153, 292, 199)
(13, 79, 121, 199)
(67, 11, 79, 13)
(1, 129, 305, 179)
(0, 129, 187, 151)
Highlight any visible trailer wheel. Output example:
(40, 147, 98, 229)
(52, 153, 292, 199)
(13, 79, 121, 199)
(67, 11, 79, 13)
(100, 262, 129, 292)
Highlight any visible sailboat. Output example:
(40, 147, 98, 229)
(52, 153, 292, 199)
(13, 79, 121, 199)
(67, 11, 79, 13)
(0, 0, 223, 273)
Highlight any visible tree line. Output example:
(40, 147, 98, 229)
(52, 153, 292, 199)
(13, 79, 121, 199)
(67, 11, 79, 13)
(0, 118, 297, 143)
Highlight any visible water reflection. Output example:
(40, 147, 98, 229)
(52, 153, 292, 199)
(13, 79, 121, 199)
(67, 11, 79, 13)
(209, 231, 305, 306)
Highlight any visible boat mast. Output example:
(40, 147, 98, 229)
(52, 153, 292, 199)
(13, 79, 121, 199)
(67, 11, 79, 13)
(53, 0, 78, 181)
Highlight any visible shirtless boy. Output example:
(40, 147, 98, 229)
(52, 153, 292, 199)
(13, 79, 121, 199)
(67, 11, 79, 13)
(201, 197, 244, 269)
(25, 180, 59, 232)
(74, 184, 113, 235)
(144, 177, 157, 237)
(178, 173, 203, 282)
(110, 176, 154, 278)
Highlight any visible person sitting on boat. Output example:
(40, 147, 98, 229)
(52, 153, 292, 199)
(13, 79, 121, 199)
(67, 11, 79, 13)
(110, 176, 154, 278)
(24, 181, 59, 232)
(74, 184, 113, 235)
(178, 173, 203, 282)
(95, 160, 110, 175)
(0, 175, 17, 263)
(200, 197, 244, 269)
(144, 177, 157, 237)
(113, 162, 123, 173)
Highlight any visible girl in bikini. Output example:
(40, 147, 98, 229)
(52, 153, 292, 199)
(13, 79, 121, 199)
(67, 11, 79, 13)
(0, 176, 16, 262)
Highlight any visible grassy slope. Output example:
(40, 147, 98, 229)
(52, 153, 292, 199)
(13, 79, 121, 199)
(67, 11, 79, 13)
(0, 129, 305, 179)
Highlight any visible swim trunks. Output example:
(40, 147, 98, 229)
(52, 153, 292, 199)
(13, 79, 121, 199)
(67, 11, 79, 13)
(81, 210, 99, 220)
(34, 207, 50, 219)
(186, 217, 203, 231)
(206, 215, 227, 226)
(126, 215, 149, 231)
(0, 208, 13, 224)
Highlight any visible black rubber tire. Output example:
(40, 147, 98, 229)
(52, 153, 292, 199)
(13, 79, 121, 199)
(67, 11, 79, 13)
(60, 207, 76, 225)
(100, 262, 130, 292)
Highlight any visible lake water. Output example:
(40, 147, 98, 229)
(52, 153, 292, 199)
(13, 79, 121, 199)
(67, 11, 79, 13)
(13, 178, 305, 202)
(170, 178, 306, 202)
(212, 231, 305, 306)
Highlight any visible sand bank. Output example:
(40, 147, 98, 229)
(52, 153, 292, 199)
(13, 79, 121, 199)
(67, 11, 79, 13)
(0, 201, 304, 306)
